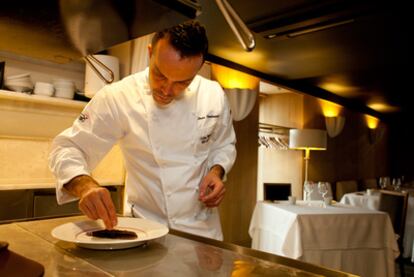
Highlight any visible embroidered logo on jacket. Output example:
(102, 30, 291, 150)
(197, 113, 220, 144)
(200, 134, 212, 144)
(78, 113, 89, 122)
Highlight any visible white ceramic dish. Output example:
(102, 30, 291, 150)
(34, 82, 54, 96)
(55, 88, 75, 99)
(4, 83, 32, 92)
(51, 217, 168, 250)
(5, 73, 31, 81)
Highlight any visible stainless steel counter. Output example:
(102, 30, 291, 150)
(0, 216, 357, 276)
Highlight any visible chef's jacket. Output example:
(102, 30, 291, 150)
(49, 68, 237, 240)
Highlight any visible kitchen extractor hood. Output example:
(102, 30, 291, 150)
(0, 0, 201, 64)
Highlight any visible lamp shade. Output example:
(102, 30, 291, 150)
(325, 116, 345, 138)
(289, 129, 327, 150)
(225, 88, 257, 121)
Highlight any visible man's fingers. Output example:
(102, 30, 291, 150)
(198, 181, 210, 200)
(79, 188, 117, 229)
(203, 186, 225, 203)
(79, 200, 98, 220)
(100, 190, 118, 228)
(205, 190, 225, 207)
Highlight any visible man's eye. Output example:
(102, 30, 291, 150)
(155, 74, 166, 80)
(179, 81, 191, 86)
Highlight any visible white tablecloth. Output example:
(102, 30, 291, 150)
(341, 191, 414, 258)
(249, 201, 399, 277)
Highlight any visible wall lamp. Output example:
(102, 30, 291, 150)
(319, 99, 345, 138)
(365, 115, 381, 144)
(211, 64, 259, 121)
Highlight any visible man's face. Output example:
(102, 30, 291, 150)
(148, 38, 203, 105)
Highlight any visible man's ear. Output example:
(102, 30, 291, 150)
(148, 44, 152, 57)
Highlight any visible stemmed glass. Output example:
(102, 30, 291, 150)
(304, 181, 315, 202)
(379, 177, 387, 190)
(318, 182, 329, 207)
(392, 178, 402, 191)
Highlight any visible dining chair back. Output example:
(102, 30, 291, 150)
(378, 190, 409, 242)
(378, 190, 408, 276)
(335, 180, 358, 201)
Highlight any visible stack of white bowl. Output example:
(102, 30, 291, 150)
(33, 82, 54, 97)
(53, 79, 75, 99)
(4, 73, 33, 93)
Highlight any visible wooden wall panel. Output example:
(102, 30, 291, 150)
(219, 94, 258, 247)
(303, 95, 391, 190)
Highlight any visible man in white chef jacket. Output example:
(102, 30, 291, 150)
(49, 21, 236, 240)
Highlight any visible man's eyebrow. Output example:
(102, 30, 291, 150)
(153, 64, 165, 77)
(154, 63, 195, 83)
(179, 77, 194, 83)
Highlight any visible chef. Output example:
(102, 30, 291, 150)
(48, 21, 236, 240)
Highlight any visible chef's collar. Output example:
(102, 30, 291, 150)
(142, 67, 151, 95)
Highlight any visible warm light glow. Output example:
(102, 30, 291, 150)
(367, 102, 400, 113)
(318, 99, 343, 117)
(231, 260, 255, 276)
(211, 64, 259, 89)
(365, 115, 379, 129)
(318, 82, 361, 96)
(318, 75, 361, 97)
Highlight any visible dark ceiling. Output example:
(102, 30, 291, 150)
(197, 0, 412, 119)
(1, 0, 410, 120)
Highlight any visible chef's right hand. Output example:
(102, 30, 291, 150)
(64, 175, 117, 229)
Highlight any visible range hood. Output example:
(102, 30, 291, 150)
(0, 0, 201, 64)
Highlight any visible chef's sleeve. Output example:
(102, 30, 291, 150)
(208, 93, 237, 179)
(49, 87, 123, 204)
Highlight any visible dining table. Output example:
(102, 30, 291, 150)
(340, 189, 414, 259)
(249, 200, 399, 277)
(0, 215, 356, 277)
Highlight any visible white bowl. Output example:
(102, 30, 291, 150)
(5, 73, 31, 81)
(55, 88, 75, 99)
(53, 79, 75, 87)
(5, 84, 32, 92)
(34, 82, 54, 96)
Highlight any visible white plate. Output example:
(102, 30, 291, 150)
(51, 217, 169, 250)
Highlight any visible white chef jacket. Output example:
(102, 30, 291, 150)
(49, 68, 236, 240)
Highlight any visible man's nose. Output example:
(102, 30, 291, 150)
(161, 82, 174, 96)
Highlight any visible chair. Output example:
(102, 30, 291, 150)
(378, 190, 409, 277)
(335, 180, 358, 201)
(360, 178, 378, 190)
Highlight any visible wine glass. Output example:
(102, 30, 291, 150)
(392, 178, 402, 191)
(318, 182, 329, 199)
(304, 181, 315, 201)
(384, 177, 391, 189)
(379, 177, 387, 189)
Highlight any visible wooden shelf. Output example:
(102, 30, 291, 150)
(0, 89, 87, 109)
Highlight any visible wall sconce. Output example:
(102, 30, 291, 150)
(325, 116, 346, 138)
(365, 115, 381, 144)
(211, 64, 259, 121)
(289, 129, 327, 182)
(318, 99, 345, 137)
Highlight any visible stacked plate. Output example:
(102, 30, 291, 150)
(33, 82, 54, 97)
(4, 73, 33, 93)
(53, 79, 75, 99)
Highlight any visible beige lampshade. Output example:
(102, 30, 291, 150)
(325, 116, 345, 138)
(289, 129, 327, 150)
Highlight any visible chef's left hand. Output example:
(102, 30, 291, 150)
(199, 165, 225, 207)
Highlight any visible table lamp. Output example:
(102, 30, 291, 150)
(289, 129, 327, 182)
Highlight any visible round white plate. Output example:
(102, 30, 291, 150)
(51, 217, 168, 250)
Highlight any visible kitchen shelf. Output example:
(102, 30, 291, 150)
(0, 89, 87, 109)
